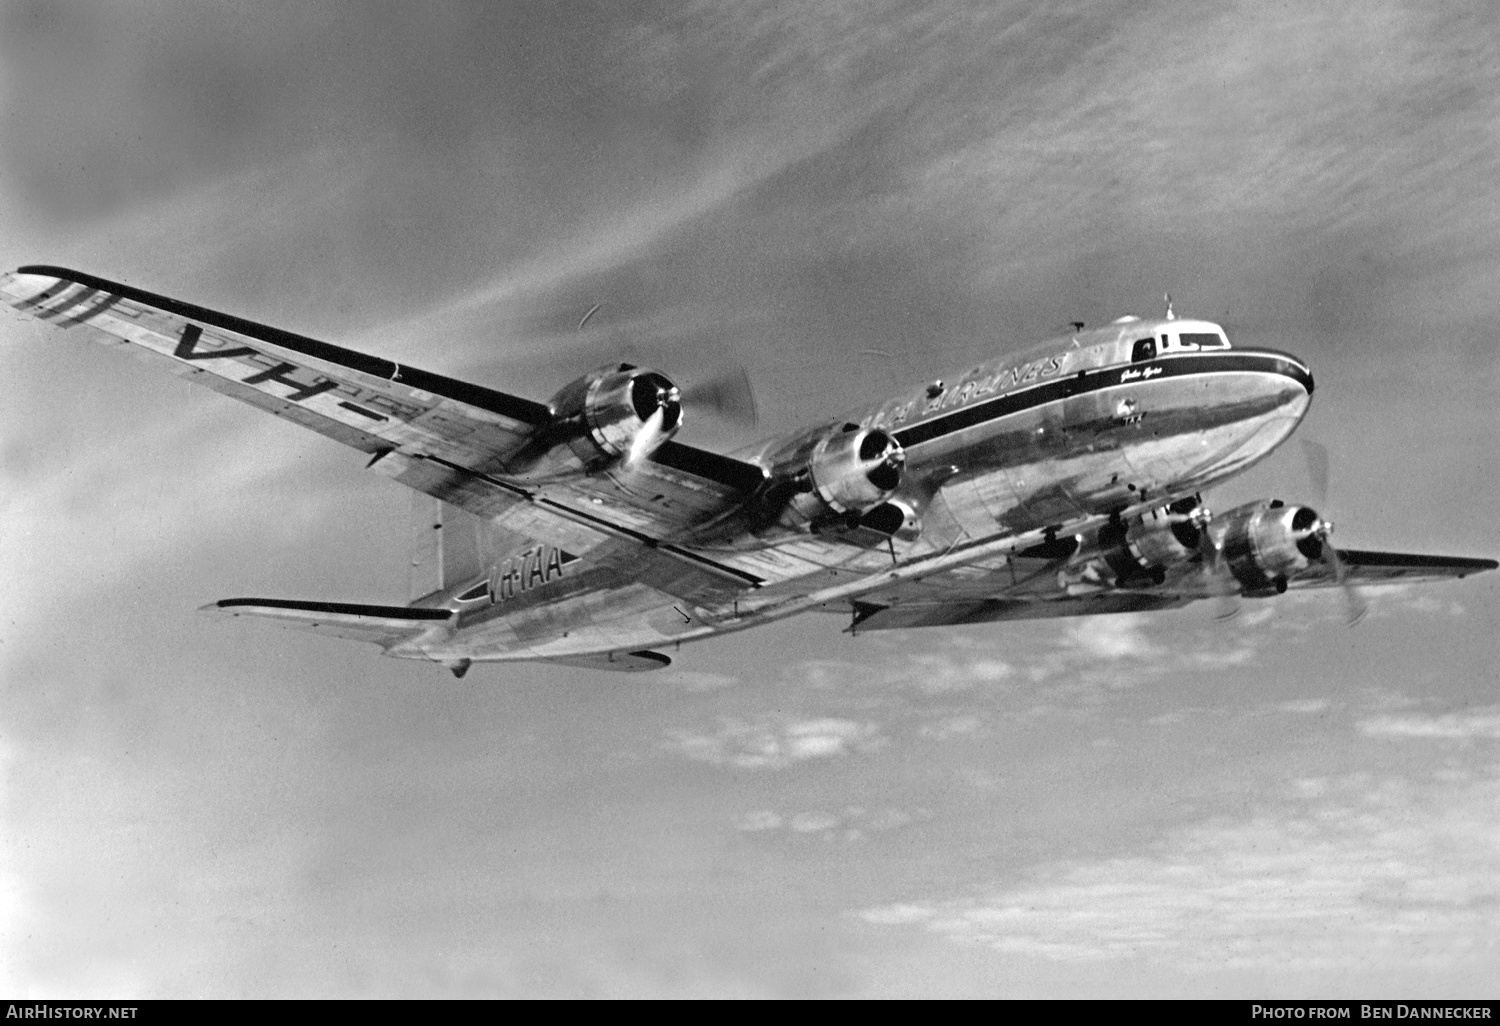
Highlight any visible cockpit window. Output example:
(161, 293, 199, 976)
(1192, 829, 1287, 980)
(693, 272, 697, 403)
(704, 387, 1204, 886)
(1177, 332, 1229, 350)
(1131, 337, 1156, 362)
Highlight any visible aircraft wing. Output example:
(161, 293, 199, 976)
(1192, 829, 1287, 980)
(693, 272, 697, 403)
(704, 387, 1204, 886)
(1, 265, 763, 552)
(1286, 549, 1498, 588)
(840, 545, 1496, 632)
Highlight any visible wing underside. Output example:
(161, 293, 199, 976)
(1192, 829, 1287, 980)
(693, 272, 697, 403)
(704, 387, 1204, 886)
(1, 265, 778, 589)
(846, 547, 1496, 631)
(1287, 549, 1497, 588)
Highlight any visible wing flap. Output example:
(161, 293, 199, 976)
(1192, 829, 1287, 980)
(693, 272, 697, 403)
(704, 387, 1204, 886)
(201, 598, 452, 647)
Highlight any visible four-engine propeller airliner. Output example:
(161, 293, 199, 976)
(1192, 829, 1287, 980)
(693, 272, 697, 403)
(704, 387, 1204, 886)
(4, 265, 1493, 675)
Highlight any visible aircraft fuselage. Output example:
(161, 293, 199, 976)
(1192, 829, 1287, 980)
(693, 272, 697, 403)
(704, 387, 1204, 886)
(409, 315, 1314, 664)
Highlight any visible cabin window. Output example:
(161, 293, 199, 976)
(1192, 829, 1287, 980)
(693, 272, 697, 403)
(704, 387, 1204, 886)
(1177, 332, 1229, 350)
(1131, 337, 1156, 362)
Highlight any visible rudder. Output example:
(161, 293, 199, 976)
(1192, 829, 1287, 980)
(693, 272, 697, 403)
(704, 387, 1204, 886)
(407, 494, 516, 602)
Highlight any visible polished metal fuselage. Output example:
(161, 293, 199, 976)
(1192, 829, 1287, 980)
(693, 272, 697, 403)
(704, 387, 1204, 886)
(407, 316, 1314, 663)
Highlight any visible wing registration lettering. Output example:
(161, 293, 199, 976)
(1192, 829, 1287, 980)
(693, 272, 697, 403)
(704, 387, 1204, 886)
(174, 323, 341, 403)
(173, 323, 256, 362)
(489, 544, 579, 602)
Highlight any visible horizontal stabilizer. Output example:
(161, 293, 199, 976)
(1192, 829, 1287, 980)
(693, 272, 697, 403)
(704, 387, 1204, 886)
(201, 598, 452, 647)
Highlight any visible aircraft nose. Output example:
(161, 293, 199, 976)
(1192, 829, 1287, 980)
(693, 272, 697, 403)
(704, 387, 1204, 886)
(1260, 350, 1314, 402)
(1285, 354, 1314, 397)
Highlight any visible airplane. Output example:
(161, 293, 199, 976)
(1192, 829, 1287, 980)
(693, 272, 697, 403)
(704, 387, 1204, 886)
(3, 265, 1494, 676)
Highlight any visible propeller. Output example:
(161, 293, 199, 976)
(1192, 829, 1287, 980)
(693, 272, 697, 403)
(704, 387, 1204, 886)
(1176, 499, 1240, 621)
(1295, 442, 1366, 626)
(1194, 506, 1242, 622)
(576, 305, 757, 430)
(1306, 516, 1368, 627)
(680, 364, 759, 429)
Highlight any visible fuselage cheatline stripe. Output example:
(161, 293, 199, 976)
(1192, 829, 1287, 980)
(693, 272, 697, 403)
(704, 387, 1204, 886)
(893, 353, 1313, 449)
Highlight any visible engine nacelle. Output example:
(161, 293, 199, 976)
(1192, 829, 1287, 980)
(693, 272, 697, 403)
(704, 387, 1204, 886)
(1212, 499, 1325, 593)
(547, 364, 682, 469)
(1092, 496, 1204, 585)
(808, 426, 904, 513)
(753, 423, 906, 534)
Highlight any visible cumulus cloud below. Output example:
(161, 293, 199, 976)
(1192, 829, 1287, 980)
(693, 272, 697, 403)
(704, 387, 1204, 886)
(860, 769, 1500, 979)
(1360, 707, 1500, 741)
(664, 716, 886, 770)
(735, 805, 929, 840)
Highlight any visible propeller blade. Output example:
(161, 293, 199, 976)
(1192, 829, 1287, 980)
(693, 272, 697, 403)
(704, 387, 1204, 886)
(625, 404, 670, 469)
(1209, 548, 1241, 621)
(1322, 533, 1368, 627)
(681, 365, 759, 429)
(1192, 505, 1241, 622)
(1300, 439, 1331, 504)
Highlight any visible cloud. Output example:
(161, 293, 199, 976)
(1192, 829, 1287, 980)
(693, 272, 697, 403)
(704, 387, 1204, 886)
(1274, 699, 1332, 715)
(664, 670, 741, 693)
(1065, 614, 1158, 660)
(800, 653, 1014, 695)
(789, 811, 843, 834)
(735, 805, 929, 840)
(735, 810, 783, 832)
(1360, 708, 1500, 741)
(859, 769, 1500, 971)
(665, 716, 886, 770)
(796, 608, 1289, 713)
(917, 716, 984, 740)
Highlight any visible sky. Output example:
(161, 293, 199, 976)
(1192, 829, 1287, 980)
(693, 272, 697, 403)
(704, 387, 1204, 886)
(1, 0, 1498, 998)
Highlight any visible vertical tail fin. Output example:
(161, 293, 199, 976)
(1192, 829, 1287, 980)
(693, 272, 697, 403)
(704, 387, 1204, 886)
(407, 494, 507, 603)
(408, 493, 444, 603)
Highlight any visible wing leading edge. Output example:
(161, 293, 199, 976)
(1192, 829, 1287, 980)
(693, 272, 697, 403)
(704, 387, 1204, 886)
(1, 264, 766, 556)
